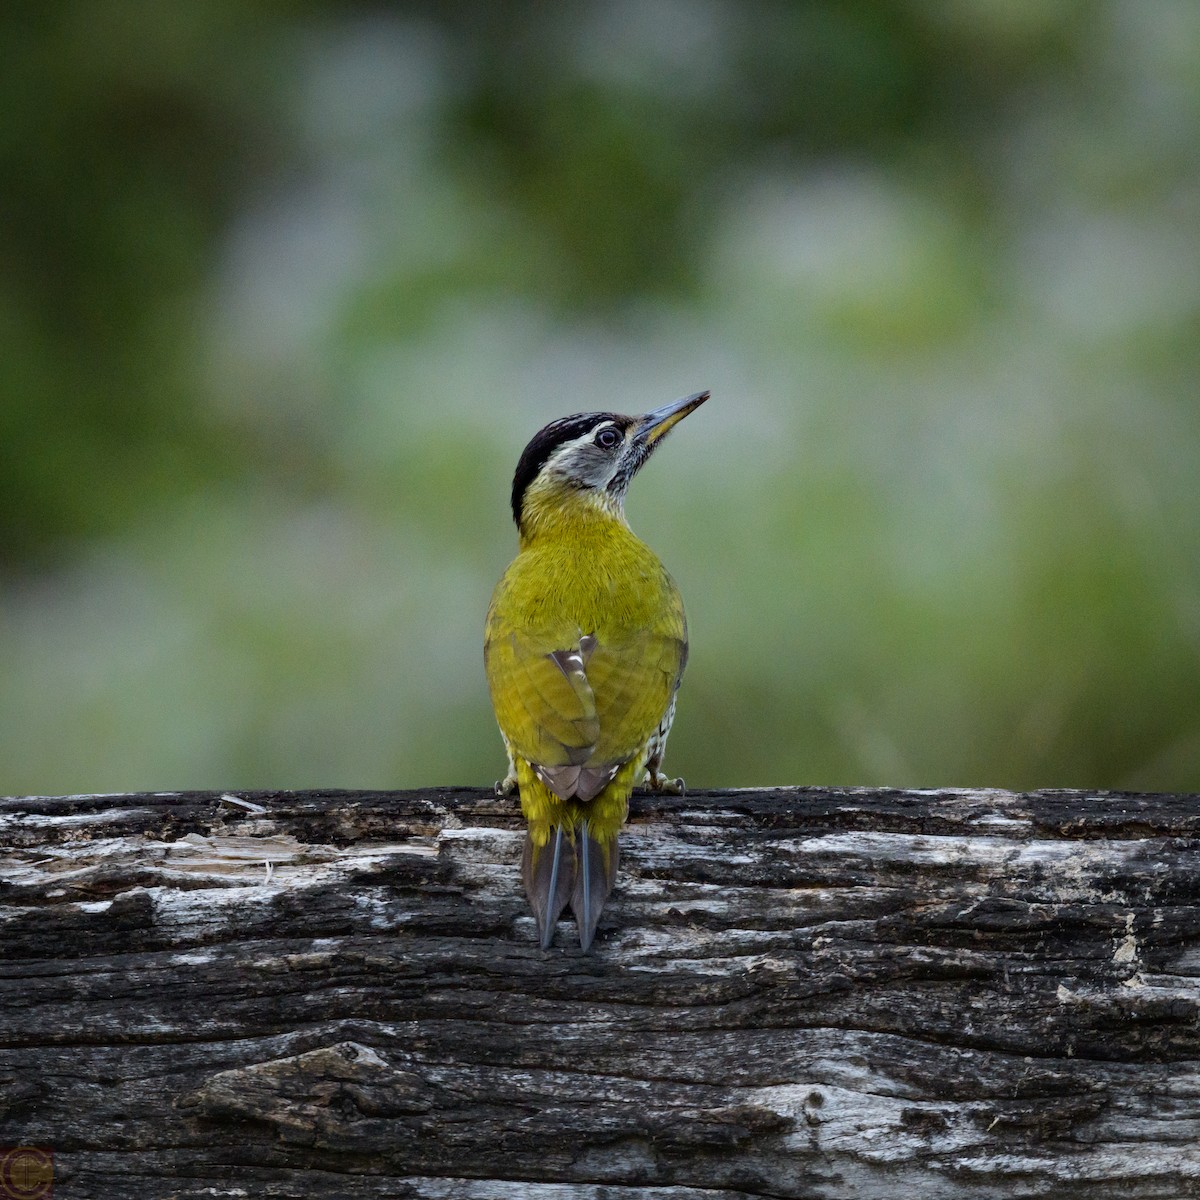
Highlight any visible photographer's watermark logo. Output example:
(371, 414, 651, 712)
(0, 1148, 53, 1199)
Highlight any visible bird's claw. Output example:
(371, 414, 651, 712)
(494, 775, 518, 798)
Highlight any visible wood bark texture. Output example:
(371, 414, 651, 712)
(2, 786, 1200, 1199)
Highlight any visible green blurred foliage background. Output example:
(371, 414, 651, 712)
(2, 0, 1198, 795)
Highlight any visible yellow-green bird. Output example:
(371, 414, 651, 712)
(485, 390, 708, 950)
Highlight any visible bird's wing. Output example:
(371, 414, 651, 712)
(583, 623, 686, 765)
(484, 624, 602, 771)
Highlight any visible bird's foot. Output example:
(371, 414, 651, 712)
(494, 773, 518, 798)
(644, 766, 685, 796)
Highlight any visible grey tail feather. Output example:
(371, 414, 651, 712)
(570, 819, 619, 951)
(521, 825, 574, 949)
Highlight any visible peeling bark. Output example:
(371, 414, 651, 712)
(2, 786, 1200, 1199)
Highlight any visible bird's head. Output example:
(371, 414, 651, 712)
(511, 391, 708, 539)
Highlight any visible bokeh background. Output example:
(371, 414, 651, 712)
(3, 1, 1199, 796)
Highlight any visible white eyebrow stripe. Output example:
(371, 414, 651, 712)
(545, 429, 603, 465)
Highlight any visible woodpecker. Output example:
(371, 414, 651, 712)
(484, 391, 708, 950)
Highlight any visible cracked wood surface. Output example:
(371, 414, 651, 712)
(2, 785, 1200, 1199)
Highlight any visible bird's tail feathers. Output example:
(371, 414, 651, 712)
(522, 820, 619, 950)
(522, 824, 575, 949)
(571, 819, 619, 951)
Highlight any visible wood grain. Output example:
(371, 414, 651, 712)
(2, 786, 1200, 1198)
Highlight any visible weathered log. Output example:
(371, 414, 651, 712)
(2, 786, 1200, 1199)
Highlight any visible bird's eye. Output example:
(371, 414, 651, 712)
(595, 427, 621, 450)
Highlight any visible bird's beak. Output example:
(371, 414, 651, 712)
(636, 390, 709, 446)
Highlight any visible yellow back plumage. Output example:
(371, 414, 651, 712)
(499, 483, 680, 637)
